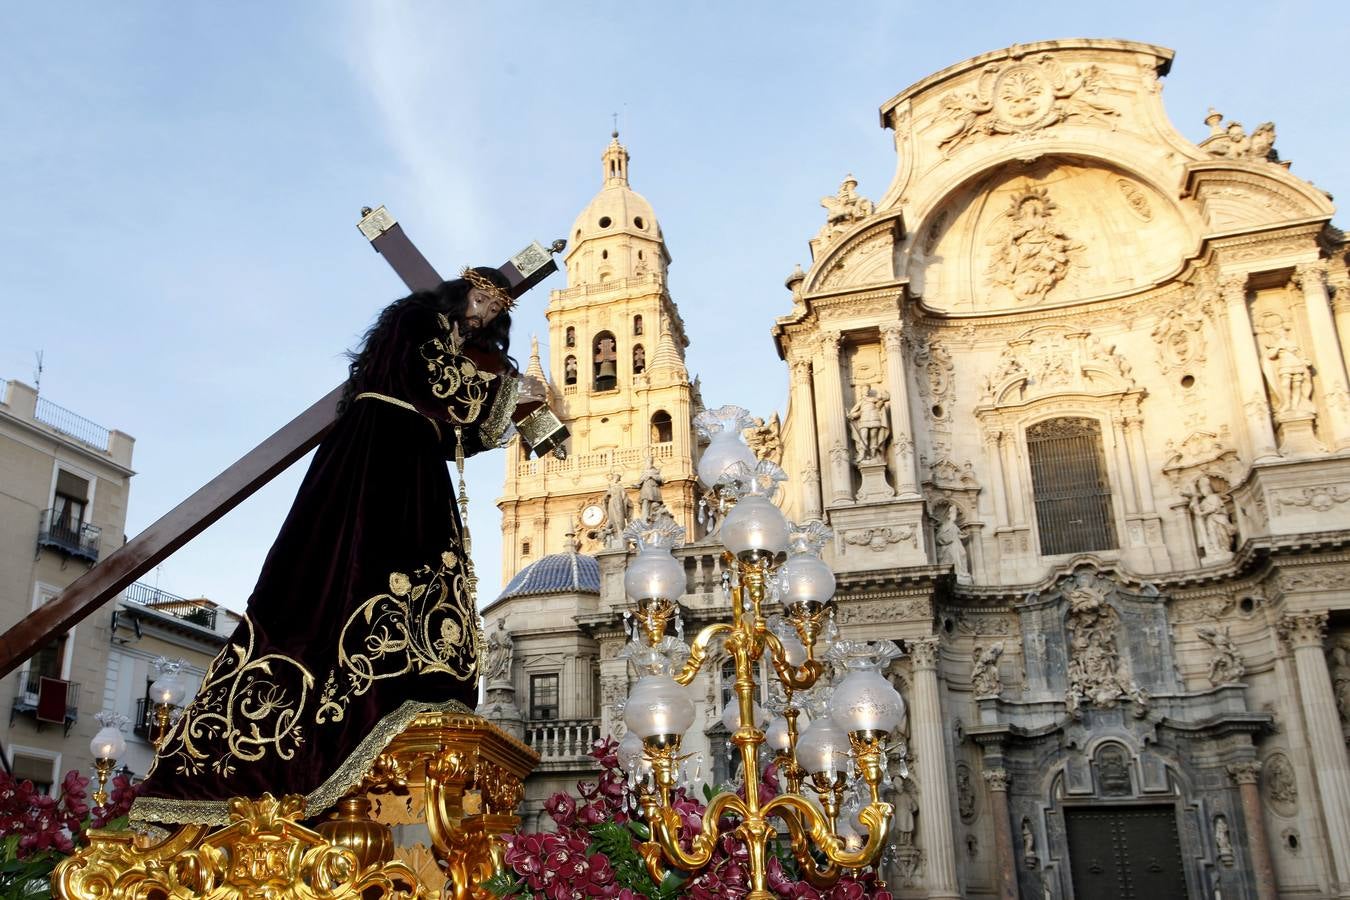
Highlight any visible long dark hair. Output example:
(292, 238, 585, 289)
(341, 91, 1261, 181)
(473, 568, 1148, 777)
(340, 268, 517, 412)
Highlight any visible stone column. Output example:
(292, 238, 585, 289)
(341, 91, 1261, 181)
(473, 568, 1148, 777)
(982, 768, 1018, 900)
(1124, 415, 1157, 514)
(1278, 612, 1350, 890)
(1109, 415, 1139, 515)
(881, 323, 920, 499)
(1296, 262, 1350, 449)
(1000, 432, 1027, 525)
(813, 331, 853, 506)
(1329, 268, 1350, 381)
(1228, 762, 1276, 900)
(1220, 273, 1280, 460)
(984, 429, 1010, 527)
(789, 356, 823, 518)
(910, 638, 960, 898)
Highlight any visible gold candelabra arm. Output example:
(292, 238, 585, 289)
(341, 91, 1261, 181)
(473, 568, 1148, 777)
(762, 793, 895, 871)
(761, 631, 824, 690)
(672, 622, 732, 686)
(640, 790, 744, 874)
(778, 806, 844, 889)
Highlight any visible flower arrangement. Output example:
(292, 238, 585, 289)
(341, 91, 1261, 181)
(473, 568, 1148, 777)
(0, 769, 140, 900)
(488, 738, 892, 900)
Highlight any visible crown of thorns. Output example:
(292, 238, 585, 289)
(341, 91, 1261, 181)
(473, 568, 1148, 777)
(460, 267, 516, 310)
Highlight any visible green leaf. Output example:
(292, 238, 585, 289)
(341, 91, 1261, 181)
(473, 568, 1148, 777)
(481, 869, 523, 897)
(627, 820, 651, 841)
(702, 782, 714, 802)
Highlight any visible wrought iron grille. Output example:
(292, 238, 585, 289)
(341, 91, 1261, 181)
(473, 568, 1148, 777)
(1026, 417, 1118, 556)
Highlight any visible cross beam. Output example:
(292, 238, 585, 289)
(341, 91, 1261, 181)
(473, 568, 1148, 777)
(0, 210, 564, 678)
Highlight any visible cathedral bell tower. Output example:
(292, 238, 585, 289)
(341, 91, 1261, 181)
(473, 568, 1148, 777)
(497, 134, 699, 583)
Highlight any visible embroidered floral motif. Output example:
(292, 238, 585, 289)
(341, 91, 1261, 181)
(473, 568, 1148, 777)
(421, 318, 496, 426)
(316, 549, 479, 725)
(148, 616, 315, 780)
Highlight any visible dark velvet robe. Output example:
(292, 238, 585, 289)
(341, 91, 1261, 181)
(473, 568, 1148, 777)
(132, 305, 518, 825)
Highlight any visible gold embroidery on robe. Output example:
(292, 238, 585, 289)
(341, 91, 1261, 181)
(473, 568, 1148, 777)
(148, 616, 315, 780)
(316, 549, 479, 725)
(420, 319, 495, 426)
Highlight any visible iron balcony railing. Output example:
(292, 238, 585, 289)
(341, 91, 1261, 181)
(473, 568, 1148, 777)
(34, 395, 111, 451)
(37, 508, 101, 563)
(123, 582, 217, 630)
(132, 696, 156, 739)
(524, 717, 602, 760)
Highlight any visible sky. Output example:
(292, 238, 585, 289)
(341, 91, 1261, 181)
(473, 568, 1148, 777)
(3, 2, 1347, 612)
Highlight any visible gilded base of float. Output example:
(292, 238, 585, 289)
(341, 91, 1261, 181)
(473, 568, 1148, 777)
(53, 712, 539, 900)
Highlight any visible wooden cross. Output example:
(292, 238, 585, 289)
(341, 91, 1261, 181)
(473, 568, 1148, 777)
(0, 208, 565, 677)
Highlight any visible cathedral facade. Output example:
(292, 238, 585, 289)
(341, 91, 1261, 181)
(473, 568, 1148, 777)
(487, 40, 1350, 900)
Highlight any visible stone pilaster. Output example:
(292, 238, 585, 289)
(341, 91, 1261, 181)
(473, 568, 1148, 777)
(813, 331, 853, 506)
(1229, 761, 1276, 900)
(1296, 262, 1350, 449)
(881, 324, 920, 499)
(910, 638, 960, 898)
(1220, 274, 1280, 461)
(1329, 267, 1350, 383)
(789, 356, 822, 519)
(982, 769, 1018, 900)
(1279, 612, 1350, 892)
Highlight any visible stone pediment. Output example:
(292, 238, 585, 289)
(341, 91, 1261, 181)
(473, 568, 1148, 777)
(1183, 162, 1335, 233)
(806, 217, 901, 294)
(979, 324, 1136, 407)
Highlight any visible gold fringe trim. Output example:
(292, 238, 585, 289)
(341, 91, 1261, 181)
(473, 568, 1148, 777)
(130, 697, 475, 826)
(353, 391, 442, 442)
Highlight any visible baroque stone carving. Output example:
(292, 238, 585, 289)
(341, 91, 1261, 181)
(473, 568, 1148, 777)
(634, 456, 665, 521)
(1278, 611, 1328, 650)
(1185, 475, 1238, 565)
(1329, 636, 1350, 723)
(1063, 572, 1139, 710)
(912, 336, 955, 423)
(1255, 311, 1315, 416)
(816, 174, 875, 248)
(483, 619, 514, 685)
(971, 643, 1003, 698)
(1214, 815, 1235, 865)
(955, 762, 978, 822)
(910, 637, 940, 670)
(1263, 752, 1299, 816)
(980, 325, 1134, 406)
(1151, 308, 1207, 374)
(844, 525, 915, 553)
(986, 187, 1083, 304)
(1161, 428, 1243, 492)
(930, 54, 1119, 155)
(1116, 178, 1153, 221)
(933, 503, 972, 583)
(1273, 485, 1350, 513)
(743, 413, 783, 464)
(1199, 109, 1279, 162)
(1196, 625, 1245, 686)
(1095, 744, 1133, 796)
(848, 385, 891, 464)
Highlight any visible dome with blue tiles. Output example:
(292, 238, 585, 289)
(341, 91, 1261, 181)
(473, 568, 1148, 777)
(496, 551, 601, 601)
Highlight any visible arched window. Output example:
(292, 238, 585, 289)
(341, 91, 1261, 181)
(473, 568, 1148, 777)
(632, 344, 646, 374)
(563, 355, 578, 386)
(651, 410, 672, 443)
(593, 332, 618, 391)
(1026, 417, 1117, 555)
(633, 315, 644, 336)
(565, 326, 576, 348)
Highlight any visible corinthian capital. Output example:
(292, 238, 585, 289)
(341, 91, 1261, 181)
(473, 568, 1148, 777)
(1217, 273, 1249, 302)
(1293, 261, 1327, 291)
(982, 768, 1010, 791)
(880, 321, 905, 352)
(789, 356, 813, 385)
(1227, 761, 1261, 785)
(909, 636, 940, 670)
(818, 330, 842, 357)
(1277, 611, 1328, 650)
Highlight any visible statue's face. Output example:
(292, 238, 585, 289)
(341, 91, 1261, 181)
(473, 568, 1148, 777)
(464, 288, 507, 331)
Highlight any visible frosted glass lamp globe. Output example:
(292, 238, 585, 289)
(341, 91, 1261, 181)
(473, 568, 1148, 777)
(90, 724, 126, 761)
(796, 716, 851, 778)
(624, 546, 685, 603)
(831, 668, 906, 738)
(721, 494, 789, 561)
(624, 675, 695, 745)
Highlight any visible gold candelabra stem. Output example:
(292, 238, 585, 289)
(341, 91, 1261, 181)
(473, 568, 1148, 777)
(638, 553, 894, 899)
(153, 703, 173, 747)
(92, 757, 115, 807)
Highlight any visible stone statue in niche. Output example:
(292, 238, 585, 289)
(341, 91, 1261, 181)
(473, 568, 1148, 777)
(817, 174, 874, 247)
(1264, 753, 1298, 809)
(1186, 475, 1237, 564)
(847, 385, 891, 463)
(1196, 625, 1246, 686)
(634, 456, 665, 520)
(1256, 312, 1315, 415)
(482, 619, 514, 685)
(971, 642, 1003, 698)
(743, 413, 783, 464)
(1214, 815, 1235, 865)
(603, 472, 630, 547)
(1021, 817, 1039, 868)
(986, 187, 1083, 304)
(889, 780, 919, 846)
(955, 763, 977, 822)
(933, 504, 972, 583)
(1200, 108, 1279, 162)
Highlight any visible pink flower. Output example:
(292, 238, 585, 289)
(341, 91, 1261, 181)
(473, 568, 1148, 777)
(577, 802, 607, 826)
(544, 791, 578, 827)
